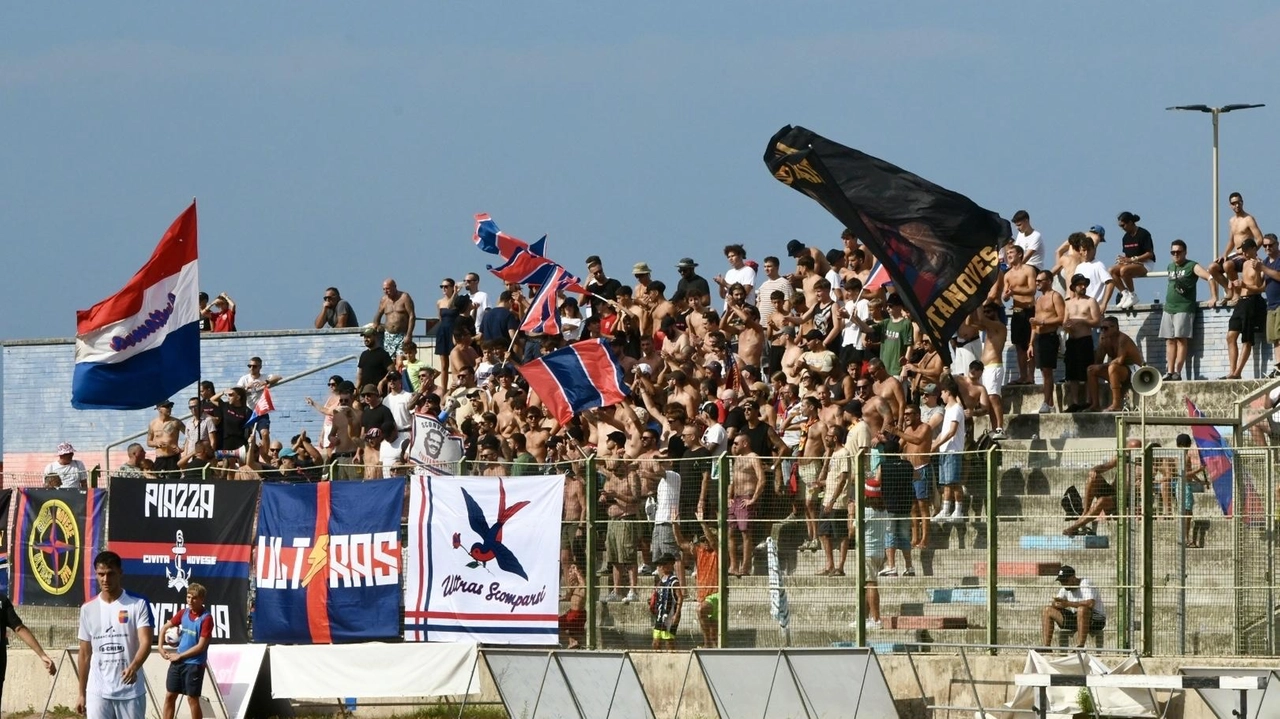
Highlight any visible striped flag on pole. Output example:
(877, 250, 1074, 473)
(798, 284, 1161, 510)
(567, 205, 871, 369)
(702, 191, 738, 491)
(519, 266, 573, 335)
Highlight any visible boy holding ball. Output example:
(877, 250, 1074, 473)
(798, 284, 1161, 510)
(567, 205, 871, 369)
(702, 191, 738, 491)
(160, 583, 213, 719)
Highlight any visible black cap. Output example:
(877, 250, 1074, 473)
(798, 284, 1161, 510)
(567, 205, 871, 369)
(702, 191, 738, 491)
(786, 239, 806, 257)
(1055, 565, 1077, 583)
(654, 553, 676, 565)
(804, 329, 825, 341)
(156, 400, 174, 409)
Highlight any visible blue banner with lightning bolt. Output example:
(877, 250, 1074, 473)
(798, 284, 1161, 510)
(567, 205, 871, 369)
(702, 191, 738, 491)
(253, 479, 405, 644)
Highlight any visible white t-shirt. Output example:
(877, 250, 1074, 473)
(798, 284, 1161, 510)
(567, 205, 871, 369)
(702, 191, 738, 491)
(467, 290, 490, 318)
(824, 269, 842, 303)
(382, 389, 415, 431)
(1076, 260, 1112, 305)
(1056, 578, 1106, 618)
(1015, 230, 1045, 269)
(701, 423, 728, 455)
(78, 590, 153, 700)
(844, 298, 870, 349)
(236, 373, 270, 409)
(655, 470, 681, 524)
(940, 402, 966, 453)
(723, 265, 757, 309)
(43, 460, 87, 489)
(379, 441, 403, 475)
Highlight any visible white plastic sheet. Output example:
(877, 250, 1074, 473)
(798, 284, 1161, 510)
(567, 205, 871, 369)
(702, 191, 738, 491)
(269, 642, 478, 698)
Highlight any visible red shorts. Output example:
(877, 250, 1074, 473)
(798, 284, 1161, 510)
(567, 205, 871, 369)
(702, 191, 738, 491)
(729, 496, 756, 531)
(560, 609, 585, 639)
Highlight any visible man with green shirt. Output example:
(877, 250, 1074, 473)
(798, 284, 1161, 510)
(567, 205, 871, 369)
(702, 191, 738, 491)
(1160, 239, 1212, 381)
(877, 294, 913, 376)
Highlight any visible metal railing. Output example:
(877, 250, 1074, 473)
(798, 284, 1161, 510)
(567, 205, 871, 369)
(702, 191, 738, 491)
(6, 441, 1278, 656)
(99, 354, 358, 477)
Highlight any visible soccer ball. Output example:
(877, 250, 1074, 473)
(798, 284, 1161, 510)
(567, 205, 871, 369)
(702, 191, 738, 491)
(163, 626, 181, 648)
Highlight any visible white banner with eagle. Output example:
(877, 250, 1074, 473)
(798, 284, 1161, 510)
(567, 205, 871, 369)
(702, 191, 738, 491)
(404, 473, 564, 644)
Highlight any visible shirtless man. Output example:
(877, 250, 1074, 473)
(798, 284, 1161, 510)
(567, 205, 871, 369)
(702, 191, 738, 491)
(956, 361, 993, 427)
(866, 358, 905, 429)
(729, 303, 766, 369)
(147, 401, 184, 476)
(373, 278, 415, 357)
(1002, 244, 1038, 385)
(522, 405, 557, 462)
(559, 563, 586, 649)
(601, 432, 642, 602)
(895, 404, 935, 548)
(965, 302, 1009, 438)
(1028, 270, 1066, 413)
(793, 255, 824, 309)
(1224, 238, 1265, 379)
(727, 433, 765, 577)
(1210, 192, 1266, 306)
(1062, 274, 1103, 412)
(561, 469, 587, 570)
(1086, 317, 1144, 413)
(797, 396, 828, 550)
(328, 389, 363, 480)
(448, 329, 481, 384)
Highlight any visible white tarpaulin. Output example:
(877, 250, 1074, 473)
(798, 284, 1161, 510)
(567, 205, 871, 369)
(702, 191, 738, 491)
(269, 642, 479, 698)
(978, 651, 1158, 719)
(404, 473, 564, 644)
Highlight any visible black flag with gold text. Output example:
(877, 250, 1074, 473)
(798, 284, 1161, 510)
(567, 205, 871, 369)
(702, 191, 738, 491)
(764, 125, 1010, 361)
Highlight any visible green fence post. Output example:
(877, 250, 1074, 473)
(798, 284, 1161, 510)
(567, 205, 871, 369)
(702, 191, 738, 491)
(854, 449, 867, 648)
(1141, 443, 1154, 656)
(1115, 416, 1130, 651)
(584, 454, 599, 649)
(716, 452, 729, 648)
(985, 444, 998, 650)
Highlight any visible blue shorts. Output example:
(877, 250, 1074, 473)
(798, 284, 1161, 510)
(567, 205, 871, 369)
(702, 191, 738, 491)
(912, 464, 934, 500)
(1182, 481, 1196, 513)
(938, 453, 961, 486)
(166, 662, 206, 697)
(885, 516, 911, 549)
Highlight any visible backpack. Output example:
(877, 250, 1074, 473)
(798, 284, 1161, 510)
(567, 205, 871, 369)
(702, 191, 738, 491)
(649, 588, 659, 616)
(1062, 485, 1084, 519)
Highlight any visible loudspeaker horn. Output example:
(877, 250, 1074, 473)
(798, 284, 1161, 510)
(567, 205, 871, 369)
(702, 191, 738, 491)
(1132, 365, 1164, 397)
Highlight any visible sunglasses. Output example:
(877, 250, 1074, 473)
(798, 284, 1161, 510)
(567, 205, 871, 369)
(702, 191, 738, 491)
(1264, 244, 1276, 249)
(248, 365, 261, 369)
(323, 295, 337, 301)
(440, 284, 452, 289)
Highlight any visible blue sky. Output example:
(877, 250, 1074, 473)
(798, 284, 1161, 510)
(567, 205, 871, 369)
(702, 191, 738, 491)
(2, 3, 1278, 407)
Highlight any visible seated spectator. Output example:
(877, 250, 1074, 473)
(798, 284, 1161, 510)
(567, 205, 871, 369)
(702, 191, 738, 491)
(44, 443, 87, 489)
(1040, 565, 1107, 648)
(1085, 317, 1144, 413)
(1104, 211, 1154, 309)
(316, 287, 358, 329)
(114, 443, 147, 479)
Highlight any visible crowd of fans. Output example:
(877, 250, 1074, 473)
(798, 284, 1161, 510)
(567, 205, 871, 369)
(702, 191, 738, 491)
(36, 201, 1269, 645)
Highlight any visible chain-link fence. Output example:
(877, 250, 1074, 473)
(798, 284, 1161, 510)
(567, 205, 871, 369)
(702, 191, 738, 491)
(2, 439, 1277, 656)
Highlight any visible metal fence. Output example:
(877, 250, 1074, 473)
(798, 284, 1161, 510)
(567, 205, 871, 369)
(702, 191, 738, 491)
(2, 441, 1276, 656)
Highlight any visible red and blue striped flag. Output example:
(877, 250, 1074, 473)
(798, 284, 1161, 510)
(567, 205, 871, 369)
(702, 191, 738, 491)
(1185, 397, 1263, 522)
(519, 266, 574, 335)
(517, 339, 631, 424)
(473, 213, 541, 259)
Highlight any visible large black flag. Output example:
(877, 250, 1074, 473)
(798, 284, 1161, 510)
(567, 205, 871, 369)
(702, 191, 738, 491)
(108, 478, 260, 642)
(764, 126, 1010, 360)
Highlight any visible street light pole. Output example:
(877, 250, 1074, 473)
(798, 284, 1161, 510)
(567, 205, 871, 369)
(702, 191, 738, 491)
(1166, 103, 1265, 260)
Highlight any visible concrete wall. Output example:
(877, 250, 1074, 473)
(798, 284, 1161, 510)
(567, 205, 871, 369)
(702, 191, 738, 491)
(0, 329, 439, 481)
(1001, 302, 1275, 382)
(4, 647, 1274, 719)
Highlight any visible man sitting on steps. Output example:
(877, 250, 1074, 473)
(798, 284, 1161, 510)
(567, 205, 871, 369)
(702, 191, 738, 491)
(1041, 565, 1107, 648)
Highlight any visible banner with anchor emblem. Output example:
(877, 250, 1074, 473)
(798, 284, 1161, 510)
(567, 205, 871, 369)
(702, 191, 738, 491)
(12, 488, 106, 606)
(107, 478, 259, 642)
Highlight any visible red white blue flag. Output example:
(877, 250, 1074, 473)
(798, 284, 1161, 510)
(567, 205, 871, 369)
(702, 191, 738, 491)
(516, 338, 631, 424)
(245, 386, 275, 428)
(474, 213, 543, 259)
(72, 203, 200, 410)
(864, 260, 891, 292)
(519, 266, 573, 335)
